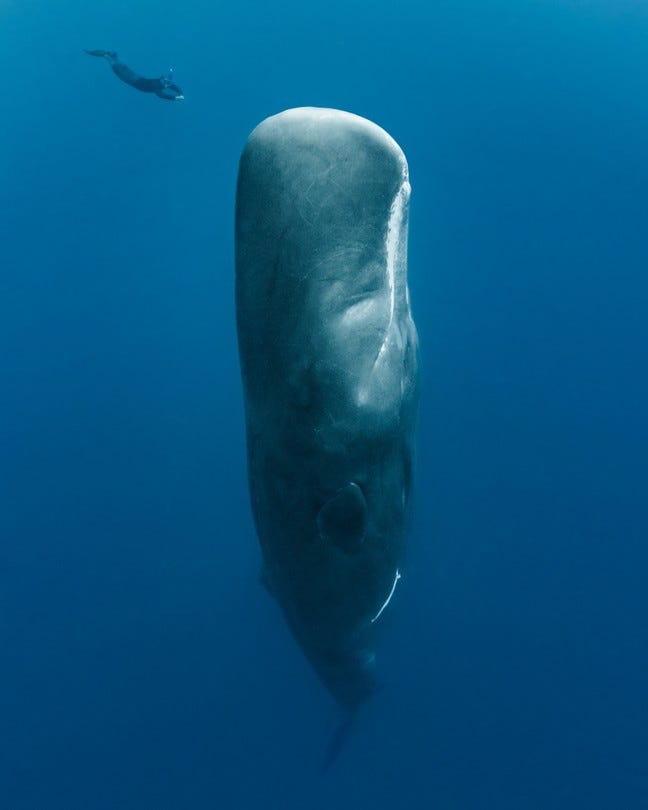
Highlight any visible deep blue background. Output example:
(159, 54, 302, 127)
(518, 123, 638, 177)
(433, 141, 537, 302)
(2, 1, 647, 807)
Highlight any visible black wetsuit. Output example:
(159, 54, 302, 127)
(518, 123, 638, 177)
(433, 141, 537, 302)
(84, 49, 184, 101)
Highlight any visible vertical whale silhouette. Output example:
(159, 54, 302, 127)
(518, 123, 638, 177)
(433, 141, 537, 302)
(235, 108, 419, 710)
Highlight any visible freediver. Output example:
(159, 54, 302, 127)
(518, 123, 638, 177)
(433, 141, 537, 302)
(84, 50, 184, 101)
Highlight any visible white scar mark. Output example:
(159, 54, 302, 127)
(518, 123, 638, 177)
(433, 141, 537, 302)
(370, 569, 401, 623)
(375, 172, 410, 365)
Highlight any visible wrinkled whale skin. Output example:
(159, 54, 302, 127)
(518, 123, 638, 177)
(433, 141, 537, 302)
(235, 108, 419, 708)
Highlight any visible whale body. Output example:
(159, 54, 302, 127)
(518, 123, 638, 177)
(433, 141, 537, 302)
(235, 108, 419, 709)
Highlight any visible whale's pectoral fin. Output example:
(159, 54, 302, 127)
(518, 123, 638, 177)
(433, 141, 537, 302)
(317, 483, 368, 554)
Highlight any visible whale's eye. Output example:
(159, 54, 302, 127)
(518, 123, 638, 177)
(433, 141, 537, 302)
(316, 482, 367, 554)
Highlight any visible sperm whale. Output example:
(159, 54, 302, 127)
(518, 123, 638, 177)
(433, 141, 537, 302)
(235, 107, 419, 709)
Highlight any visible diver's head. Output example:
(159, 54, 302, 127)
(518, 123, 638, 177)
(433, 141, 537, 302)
(157, 82, 184, 101)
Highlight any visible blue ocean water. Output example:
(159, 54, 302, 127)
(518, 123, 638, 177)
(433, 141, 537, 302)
(2, 1, 647, 807)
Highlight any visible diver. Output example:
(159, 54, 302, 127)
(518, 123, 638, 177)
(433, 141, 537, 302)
(84, 49, 184, 101)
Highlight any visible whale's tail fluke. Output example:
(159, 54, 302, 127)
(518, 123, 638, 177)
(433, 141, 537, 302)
(322, 711, 356, 774)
